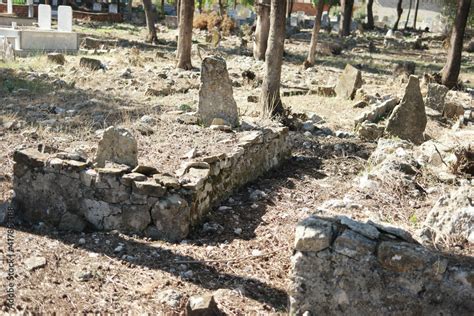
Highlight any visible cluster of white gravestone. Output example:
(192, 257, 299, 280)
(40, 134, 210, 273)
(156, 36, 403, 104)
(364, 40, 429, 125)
(38, 4, 72, 32)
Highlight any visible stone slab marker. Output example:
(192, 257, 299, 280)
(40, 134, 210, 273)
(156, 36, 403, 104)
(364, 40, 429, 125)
(335, 64, 363, 100)
(38, 5, 52, 30)
(425, 83, 449, 112)
(385, 76, 427, 144)
(57, 6, 73, 32)
(94, 126, 138, 168)
(197, 55, 239, 127)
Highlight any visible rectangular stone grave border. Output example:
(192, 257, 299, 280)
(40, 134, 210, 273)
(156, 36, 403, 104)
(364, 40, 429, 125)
(12, 126, 291, 241)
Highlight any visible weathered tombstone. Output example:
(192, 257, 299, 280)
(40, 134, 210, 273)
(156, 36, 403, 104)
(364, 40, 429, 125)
(57, 5, 73, 32)
(94, 126, 138, 168)
(335, 64, 363, 100)
(93, 3, 102, 12)
(38, 4, 52, 30)
(197, 55, 239, 127)
(385, 76, 427, 144)
(109, 3, 118, 14)
(425, 83, 449, 112)
(7, 0, 13, 15)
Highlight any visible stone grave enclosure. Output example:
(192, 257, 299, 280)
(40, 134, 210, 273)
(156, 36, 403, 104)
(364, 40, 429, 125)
(290, 215, 474, 315)
(12, 127, 291, 241)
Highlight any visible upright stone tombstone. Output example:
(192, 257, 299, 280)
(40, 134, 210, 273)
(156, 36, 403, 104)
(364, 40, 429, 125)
(93, 3, 102, 11)
(425, 83, 449, 112)
(335, 64, 363, 100)
(38, 4, 52, 30)
(385, 76, 427, 144)
(7, 0, 13, 15)
(109, 3, 118, 14)
(94, 126, 138, 168)
(197, 55, 239, 127)
(57, 5, 72, 32)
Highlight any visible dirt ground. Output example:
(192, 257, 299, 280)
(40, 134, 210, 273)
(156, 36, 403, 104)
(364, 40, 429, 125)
(0, 20, 473, 314)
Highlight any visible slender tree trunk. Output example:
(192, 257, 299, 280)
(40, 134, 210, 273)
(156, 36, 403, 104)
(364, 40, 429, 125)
(339, 0, 354, 37)
(260, 0, 287, 118)
(404, 0, 412, 29)
(441, 0, 471, 89)
(366, 0, 374, 30)
(253, 0, 271, 61)
(176, 0, 194, 69)
(392, 0, 403, 31)
(304, 0, 324, 68)
(234, 0, 237, 10)
(286, 0, 293, 19)
(161, 0, 165, 17)
(143, 0, 158, 43)
(413, 0, 420, 29)
(218, 0, 225, 16)
(176, 0, 180, 23)
(198, 0, 202, 12)
(127, 0, 133, 21)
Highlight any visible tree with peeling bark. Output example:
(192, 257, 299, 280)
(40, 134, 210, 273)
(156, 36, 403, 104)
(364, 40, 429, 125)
(143, 0, 158, 43)
(253, 0, 271, 60)
(260, 0, 287, 118)
(441, 0, 471, 89)
(366, 0, 374, 30)
(392, 0, 403, 31)
(176, 0, 194, 70)
(304, 0, 325, 68)
(339, 0, 354, 37)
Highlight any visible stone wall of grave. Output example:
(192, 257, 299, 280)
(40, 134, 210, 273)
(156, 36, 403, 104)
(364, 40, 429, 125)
(12, 127, 290, 241)
(289, 215, 474, 315)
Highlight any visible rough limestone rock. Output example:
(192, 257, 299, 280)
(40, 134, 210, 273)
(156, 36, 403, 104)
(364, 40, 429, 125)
(443, 101, 465, 119)
(94, 126, 138, 168)
(290, 216, 474, 315)
(186, 294, 220, 316)
(47, 53, 66, 65)
(335, 64, 363, 100)
(356, 121, 384, 141)
(425, 83, 449, 111)
(79, 57, 103, 71)
(385, 76, 427, 144)
(197, 55, 239, 127)
(421, 185, 473, 244)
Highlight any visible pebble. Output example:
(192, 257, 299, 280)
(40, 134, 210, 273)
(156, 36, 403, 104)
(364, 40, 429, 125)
(78, 238, 86, 245)
(234, 228, 242, 235)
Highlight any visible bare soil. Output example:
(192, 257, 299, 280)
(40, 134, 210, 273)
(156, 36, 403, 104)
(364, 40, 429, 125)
(0, 21, 473, 314)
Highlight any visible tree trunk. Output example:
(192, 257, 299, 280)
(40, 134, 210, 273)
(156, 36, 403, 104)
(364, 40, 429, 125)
(253, 0, 271, 61)
(304, 0, 324, 68)
(392, 0, 403, 31)
(413, 0, 420, 29)
(127, 0, 133, 21)
(286, 0, 293, 19)
(260, 0, 287, 118)
(404, 0, 412, 29)
(176, 0, 180, 24)
(339, 0, 354, 37)
(176, 0, 194, 70)
(218, 0, 225, 16)
(366, 0, 374, 30)
(198, 0, 202, 13)
(143, 0, 158, 43)
(441, 0, 471, 89)
(161, 0, 165, 17)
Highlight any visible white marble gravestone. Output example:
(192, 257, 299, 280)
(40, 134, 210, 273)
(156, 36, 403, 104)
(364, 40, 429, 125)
(38, 5, 52, 30)
(7, 0, 13, 15)
(58, 6, 72, 32)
